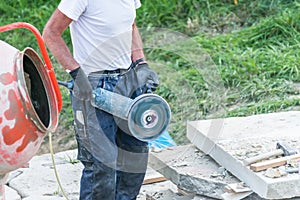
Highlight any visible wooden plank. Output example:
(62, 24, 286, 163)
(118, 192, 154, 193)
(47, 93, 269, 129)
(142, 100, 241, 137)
(250, 154, 300, 172)
(143, 167, 167, 185)
(243, 149, 283, 166)
(143, 176, 166, 185)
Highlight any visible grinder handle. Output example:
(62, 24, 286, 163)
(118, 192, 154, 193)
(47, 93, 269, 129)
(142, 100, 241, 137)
(243, 149, 283, 166)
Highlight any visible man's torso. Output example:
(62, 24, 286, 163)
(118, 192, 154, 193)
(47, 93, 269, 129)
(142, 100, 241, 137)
(59, 0, 141, 73)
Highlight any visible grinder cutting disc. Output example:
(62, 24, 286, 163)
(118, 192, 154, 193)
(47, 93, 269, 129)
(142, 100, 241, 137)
(127, 94, 171, 141)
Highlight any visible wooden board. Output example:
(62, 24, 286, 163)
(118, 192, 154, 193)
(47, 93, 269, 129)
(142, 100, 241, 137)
(250, 154, 300, 172)
(143, 167, 166, 184)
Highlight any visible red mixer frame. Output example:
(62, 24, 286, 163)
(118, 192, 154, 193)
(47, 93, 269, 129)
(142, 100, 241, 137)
(0, 22, 62, 112)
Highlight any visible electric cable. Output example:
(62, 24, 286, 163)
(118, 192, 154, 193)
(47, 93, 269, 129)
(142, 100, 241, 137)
(49, 132, 70, 200)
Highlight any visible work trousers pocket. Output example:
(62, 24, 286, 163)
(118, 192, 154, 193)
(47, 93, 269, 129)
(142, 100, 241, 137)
(71, 95, 94, 162)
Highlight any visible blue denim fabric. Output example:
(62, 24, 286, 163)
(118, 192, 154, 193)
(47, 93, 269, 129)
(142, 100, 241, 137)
(71, 74, 149, 200)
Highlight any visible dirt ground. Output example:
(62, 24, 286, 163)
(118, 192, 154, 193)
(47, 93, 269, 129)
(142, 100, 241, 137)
(37, 123, 77, 155)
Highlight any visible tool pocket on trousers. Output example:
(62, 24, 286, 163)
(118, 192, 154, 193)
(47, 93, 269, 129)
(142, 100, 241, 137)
(72, 107, 94, 161)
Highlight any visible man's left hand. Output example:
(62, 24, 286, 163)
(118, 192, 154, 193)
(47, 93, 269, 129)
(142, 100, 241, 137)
(135, 63, 159, 92)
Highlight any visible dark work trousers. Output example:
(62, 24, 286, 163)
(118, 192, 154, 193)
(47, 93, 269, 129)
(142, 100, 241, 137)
(70, 73, 149, 200)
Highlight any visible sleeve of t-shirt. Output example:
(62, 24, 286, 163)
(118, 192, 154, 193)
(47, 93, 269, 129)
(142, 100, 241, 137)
(135, 0, 141, 9)
(58, 0, 88, 21)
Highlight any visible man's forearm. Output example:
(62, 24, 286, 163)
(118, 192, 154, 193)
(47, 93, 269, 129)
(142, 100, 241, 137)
(42, 9, 79, 71)
(131, 22, 146, 63)
(43, 33, 79, 71)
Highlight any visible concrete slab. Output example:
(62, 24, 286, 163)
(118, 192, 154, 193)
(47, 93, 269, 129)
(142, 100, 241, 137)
(5, 148, 181, 200)
(5, 185, 21, 200)
(145, 189, 192, 200)
(8, 150, 81, 200)
(148, 144, 243, 199)
(187, 111, 300, 199)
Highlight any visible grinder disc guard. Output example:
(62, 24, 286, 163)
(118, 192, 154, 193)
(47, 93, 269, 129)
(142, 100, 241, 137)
(127, 94, 171, 141)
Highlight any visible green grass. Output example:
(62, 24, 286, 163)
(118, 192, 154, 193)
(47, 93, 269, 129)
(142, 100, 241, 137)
(1, 0, 300, 146)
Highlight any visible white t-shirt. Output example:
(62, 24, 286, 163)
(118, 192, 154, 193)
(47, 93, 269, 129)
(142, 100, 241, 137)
(58, 0, 141, 74)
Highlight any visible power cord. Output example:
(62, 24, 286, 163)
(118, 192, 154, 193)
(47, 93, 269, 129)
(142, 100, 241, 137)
(48, 132, 70, 200)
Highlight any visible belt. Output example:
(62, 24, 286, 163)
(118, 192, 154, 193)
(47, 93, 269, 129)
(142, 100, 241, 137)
(90, 68, 129, 76)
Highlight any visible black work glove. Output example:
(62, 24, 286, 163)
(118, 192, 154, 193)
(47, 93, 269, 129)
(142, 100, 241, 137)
(114, 62, 159, 98)
(135, 63, 159, 92)
(69, 67, 92, 100)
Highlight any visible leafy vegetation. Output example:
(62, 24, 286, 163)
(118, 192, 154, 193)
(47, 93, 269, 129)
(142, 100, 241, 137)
(0, 0, 299, 147)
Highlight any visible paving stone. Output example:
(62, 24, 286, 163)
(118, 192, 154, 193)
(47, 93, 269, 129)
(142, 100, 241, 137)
(7, 149, 81, 200)
(5, 149, 180, 200)
(22, 195, 68, 200)
(5, 185, 21, 200)
(187, 111, 300, 199)
(146, 189, 195, 200)
(148, 144, 242, 199)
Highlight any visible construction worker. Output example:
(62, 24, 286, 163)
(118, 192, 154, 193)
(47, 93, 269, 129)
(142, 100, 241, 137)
(43, 1, 156, 199)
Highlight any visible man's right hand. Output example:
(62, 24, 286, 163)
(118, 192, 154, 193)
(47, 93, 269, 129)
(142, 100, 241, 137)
(69, 67, 93, 100)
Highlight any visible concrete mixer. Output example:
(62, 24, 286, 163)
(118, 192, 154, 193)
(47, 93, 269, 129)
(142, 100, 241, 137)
(0, 22, 62, 199)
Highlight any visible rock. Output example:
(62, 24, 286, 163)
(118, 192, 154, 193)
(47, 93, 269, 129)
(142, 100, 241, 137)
(264, 168, 286, 178)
